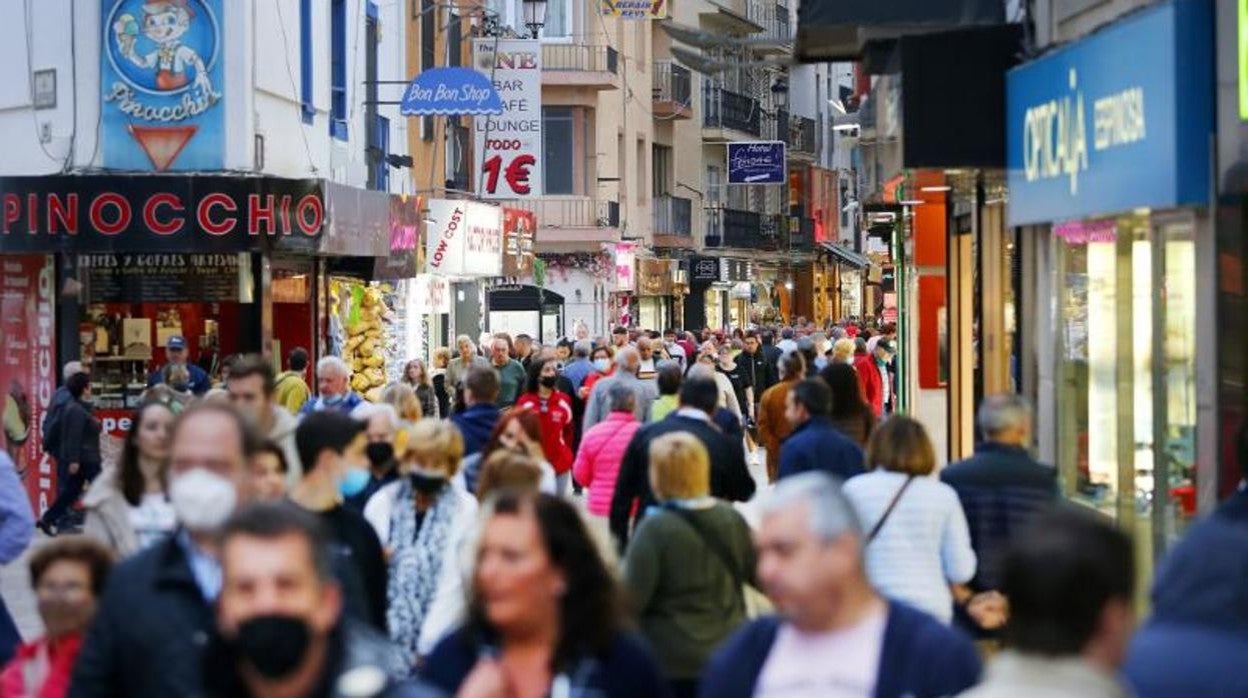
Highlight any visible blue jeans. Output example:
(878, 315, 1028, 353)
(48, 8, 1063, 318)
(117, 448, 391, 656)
(0, 595, 20, 666)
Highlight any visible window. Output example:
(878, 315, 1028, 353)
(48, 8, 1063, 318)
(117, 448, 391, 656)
(448, 12, 462, 67)
(652, 145, 672, 196)
(330, 0, 347, 140)
(299, 0, 313, 123)
(543, 107, 575, 194)
(366, 4, 383, 190)
(543, 0, 570, 38)
(636, 137, 646, 205)
(422, 0, 437, 141)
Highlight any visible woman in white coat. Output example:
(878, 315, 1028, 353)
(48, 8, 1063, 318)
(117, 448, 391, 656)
(364, 418, 478, 665)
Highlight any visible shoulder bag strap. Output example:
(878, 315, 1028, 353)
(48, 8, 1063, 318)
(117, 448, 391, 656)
(671, 508, 745, 585)
(866, 475, 915, 544)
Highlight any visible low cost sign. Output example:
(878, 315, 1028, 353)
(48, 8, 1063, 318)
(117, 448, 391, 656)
(473, 39, 543, 199)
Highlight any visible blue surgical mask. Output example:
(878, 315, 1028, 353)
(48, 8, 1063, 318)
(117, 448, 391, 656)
(338, 464, 371, 498)
(323, 393, 344, 406)
(593, 358, 611, 372)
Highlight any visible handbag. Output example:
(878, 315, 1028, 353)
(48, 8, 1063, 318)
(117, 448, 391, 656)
(866, 475, 916, 543)
(670, 508, 774, 618)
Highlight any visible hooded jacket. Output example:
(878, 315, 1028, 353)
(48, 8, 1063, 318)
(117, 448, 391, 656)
(1124, 507, 1248, 698)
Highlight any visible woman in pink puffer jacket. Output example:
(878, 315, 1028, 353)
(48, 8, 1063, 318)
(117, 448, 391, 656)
(573, 383, 640, 518)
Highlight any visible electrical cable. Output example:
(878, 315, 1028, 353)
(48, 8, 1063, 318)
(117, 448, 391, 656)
(23, 0, 67, 167)
(274, 0, 320, 173)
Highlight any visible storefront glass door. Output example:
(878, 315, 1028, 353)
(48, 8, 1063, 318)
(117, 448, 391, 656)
(1055, 211, 1198, 564)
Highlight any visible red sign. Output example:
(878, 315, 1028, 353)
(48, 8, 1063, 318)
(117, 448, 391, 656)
(882, 306, 899, 323)
(0, 256, 57, 514)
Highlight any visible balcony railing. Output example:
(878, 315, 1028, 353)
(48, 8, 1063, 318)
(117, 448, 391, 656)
(706, 207, 769, 249)
(542, 45, 619, 74)
(499, 197, 619, 228)
(703, 86, 761, 136)
(653, 196, 693, 236)
(792, 115, 818, 155)
(652, 61, 692, 105)
(789, 216, 814, 251)
(749, 1, 792, 46)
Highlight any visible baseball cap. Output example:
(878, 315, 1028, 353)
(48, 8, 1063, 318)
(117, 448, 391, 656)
(167, 335, 187, 350)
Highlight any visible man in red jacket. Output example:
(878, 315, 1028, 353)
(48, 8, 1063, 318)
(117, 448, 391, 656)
(852, 338, 884, 417)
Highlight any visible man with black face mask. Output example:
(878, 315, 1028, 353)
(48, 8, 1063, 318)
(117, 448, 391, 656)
(205, 503, 438, 697)
(344, 403, 400, 514)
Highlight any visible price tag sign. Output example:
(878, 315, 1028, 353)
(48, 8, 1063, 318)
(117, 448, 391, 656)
(473, 39, 543, 199)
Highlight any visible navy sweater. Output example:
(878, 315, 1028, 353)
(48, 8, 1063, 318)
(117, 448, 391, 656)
(777, 417, 865, 482)
(699, 601, 981, 698)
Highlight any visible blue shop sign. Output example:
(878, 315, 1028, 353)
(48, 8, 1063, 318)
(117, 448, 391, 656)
(727, 141, 786, 184)
(400, 67, 503, 116)
(1005, 0, 1212, 227)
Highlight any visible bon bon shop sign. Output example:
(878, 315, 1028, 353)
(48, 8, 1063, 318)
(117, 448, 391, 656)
(1005, 0, 1212, 226)
(425, 199, 503, 277)
(0, 176, 324, 253)
(101, 0, 226, 171)
(473, 39, 543, 199)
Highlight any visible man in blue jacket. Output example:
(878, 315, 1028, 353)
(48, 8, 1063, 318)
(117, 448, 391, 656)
(450, 366, 502, 458)
(147, 335, 211, 396)
(777, 379, 864, 482)
(700, 472, 980, 698)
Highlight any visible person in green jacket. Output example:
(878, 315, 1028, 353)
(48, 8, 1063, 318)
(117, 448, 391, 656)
(274, 347, 312, 415)
(623, 432, 756, 698)
(649, 362, 683, 423)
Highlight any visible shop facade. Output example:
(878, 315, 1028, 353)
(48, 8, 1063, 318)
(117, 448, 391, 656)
(1007, 0, 1215, 558)
(0, 174, 327, 508)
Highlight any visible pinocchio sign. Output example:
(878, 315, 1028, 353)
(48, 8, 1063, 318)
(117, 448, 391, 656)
(0, 176, 324, 252)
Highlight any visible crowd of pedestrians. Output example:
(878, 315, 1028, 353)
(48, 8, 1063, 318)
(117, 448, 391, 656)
(0, 319, 1244, 697)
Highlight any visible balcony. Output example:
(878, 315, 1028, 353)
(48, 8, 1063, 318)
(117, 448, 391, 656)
(700, 0, 765, 34)
(789, 115, 818, 159)
(541, 45, 620, 90)
(498, 197, 620, 252)
(749, 2, 792, 55)
(652, 62, 693, 120)
(703, 87, 761, 141)
(789, 216, 815, 252)
(705, 207, 775, 251)
(653, 195, 694, 248)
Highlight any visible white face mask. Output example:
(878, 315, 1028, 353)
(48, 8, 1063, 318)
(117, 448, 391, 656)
(169, 467, 238, 532)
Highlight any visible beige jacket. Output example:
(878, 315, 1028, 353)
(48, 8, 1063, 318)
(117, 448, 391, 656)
(82, 466, 139, 557)
(960, 651, 1131, 698)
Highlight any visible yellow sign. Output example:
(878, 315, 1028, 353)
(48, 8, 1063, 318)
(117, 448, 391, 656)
(601, 0, 667, 19)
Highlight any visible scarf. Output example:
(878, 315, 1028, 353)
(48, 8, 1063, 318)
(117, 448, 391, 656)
(386, 479, 460, 661)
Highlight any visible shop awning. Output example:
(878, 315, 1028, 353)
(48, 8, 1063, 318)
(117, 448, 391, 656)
(820, 242, 870, 269)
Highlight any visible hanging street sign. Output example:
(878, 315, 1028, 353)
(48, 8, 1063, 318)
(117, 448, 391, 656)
(400, 67, 504, 116)
(473, 39, 543, 199)
(727, 141, 786, 184)
(601, 0, 668, 19)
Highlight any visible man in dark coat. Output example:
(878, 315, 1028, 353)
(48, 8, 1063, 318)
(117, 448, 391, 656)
(450, 367, 503, 458)
(70, 403, 262, 698)
(940, 393, 1057, 636)
(777, 379, 864, 482)
(609, 373, 755, 548)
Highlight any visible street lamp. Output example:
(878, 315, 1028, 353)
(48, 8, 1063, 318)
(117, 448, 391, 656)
(523, 0, 547, 39)
(770, 76, 789, 110)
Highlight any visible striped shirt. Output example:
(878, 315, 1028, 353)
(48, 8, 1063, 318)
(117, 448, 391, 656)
(843, 470, 977, 624)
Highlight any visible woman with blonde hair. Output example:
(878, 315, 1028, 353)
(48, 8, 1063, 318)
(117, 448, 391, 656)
(475, 450, 546, 502)
(382, 381, 423, 424)
(431, 348, 452, 419)
(623, 432, 755, 698)
(363, 418, 479, 665)
(831, 337, 857, 365)
(842, 415, 977, 624)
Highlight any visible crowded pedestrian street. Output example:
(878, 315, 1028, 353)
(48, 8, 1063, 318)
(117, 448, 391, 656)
(2, 0, 1247, 697)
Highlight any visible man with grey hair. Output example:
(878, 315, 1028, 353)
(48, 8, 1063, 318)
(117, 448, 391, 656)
(446, 335, 489, 405)
(562, 339, 595, 395)
(582, 347, 657, 431)
(700, 472, 981, 698)
(298, 356, 363, 416)
(941, 393, 1057, 639)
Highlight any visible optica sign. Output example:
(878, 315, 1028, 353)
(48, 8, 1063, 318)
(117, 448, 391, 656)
(1005, 0, 1212, 226)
